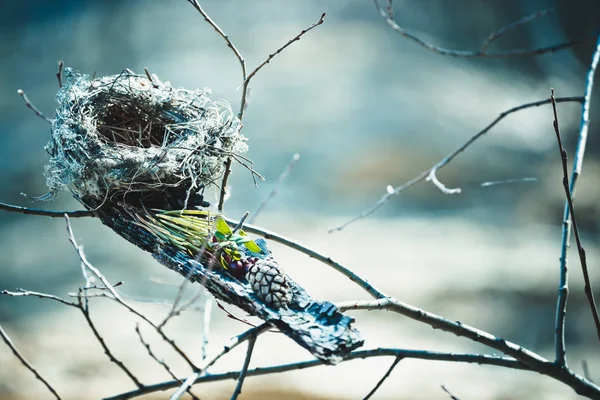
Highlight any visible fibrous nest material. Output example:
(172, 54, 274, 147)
(44, 67, 247, 206)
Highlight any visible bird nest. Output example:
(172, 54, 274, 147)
(43, 67, 248, 209)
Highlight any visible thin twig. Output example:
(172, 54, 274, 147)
(0, 324, 62, 400)
(231, 211, 250, 234)
(441, 385, 462, 400)
(480, 177, 537, 187)
(65, 217, 200, 371)
(550, 90, 600, 348)
(362, 355, 401, 399)
(1, 289, 77, 307)
(555, 34, 600, 366)
(337, 298, 600, 397)
(104, 348, 527, 400)
(481, 9, 554, 52)
(186, 0, 247, 118)
(555, 34, 600, 365)
(17, 89, 53, 124)
(0, 201, 92, 218)
(170, 323, 271, 400)
(135, 325, 200, 400)
(65, 215, 122, 302)
(230, 335, 257, 400)
(56, 60, 64, 88)
(243, 13, 326, 85)
(186, 0, 247, 213)
(249, 153, 300, 223)
(77, 289, 145, 388)
(331, 96, 584, 232)
(202, 296, 213, 360)
(218, 158, 232, 212)
(374, 0, 591, 58)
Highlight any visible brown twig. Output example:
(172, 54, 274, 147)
(218, 158, 232, 212)
(249, 153, 300, 224)
(555, 34, 600, 367)
(374, 0, 591, 58)
(56, 60, 64, 88)
(77, 288, 145, 388)
(230, 335, 257, 400)
(0, 324, 62, 399)
(363, 355, 401, 399)
(243, 13, 326, 85)
(186, 0, 247, 118)
(332, 96, 585, 232)
(550, 90, 600, 345)
(17, 89, 53, 124)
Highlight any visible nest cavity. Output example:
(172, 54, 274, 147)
(44, 67, 247, 207)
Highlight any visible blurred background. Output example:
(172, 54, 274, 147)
(1, 0, 600, 398)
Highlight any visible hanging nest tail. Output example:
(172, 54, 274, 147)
(43, 68, 363, 364)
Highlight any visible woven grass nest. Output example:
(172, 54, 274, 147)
(44, 67, 248, 207)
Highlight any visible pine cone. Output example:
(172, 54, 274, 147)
(246, 258, 291, 309)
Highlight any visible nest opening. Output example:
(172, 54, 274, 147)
(94, 91, 173, 148)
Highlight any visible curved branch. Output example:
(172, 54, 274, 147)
(338, 298, 600, 397)
(332, 96, 584, 232)
(104, 348, 526, 400)
(374, 0, 592, 58)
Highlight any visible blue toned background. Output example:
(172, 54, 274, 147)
(1, 1, 599, 399)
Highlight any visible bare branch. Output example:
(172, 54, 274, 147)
(555, 33, 600, 364)
(374, 0, 591, 58)
(0, 324, 62, 399)
(337, 298, 599, 397)
(243, 13, 326, 85)
(441, 385, 462, 400)
(65, 215, 123, 301)
(218, 158, 232, 212)
(185, 0, 247, 117)
(249, 153, 300, 224)
(170, 323, 271, 400)
(480, 9, 554, 52)
(135, 325, 200, 400)
(231, 211, 250, 234)
(1, 288, 77, 308)
(105, 348, 527, 400)
(550, 89, 600, 353)
(230, 335, 257, 400)
(56, 60, 64, 88)
(362, 355, 401, 400)
(77, 289, 144, 388)
(0, 201, 92, 218)
(17, 89, 53, 124)
(332, 96, 584, 232)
